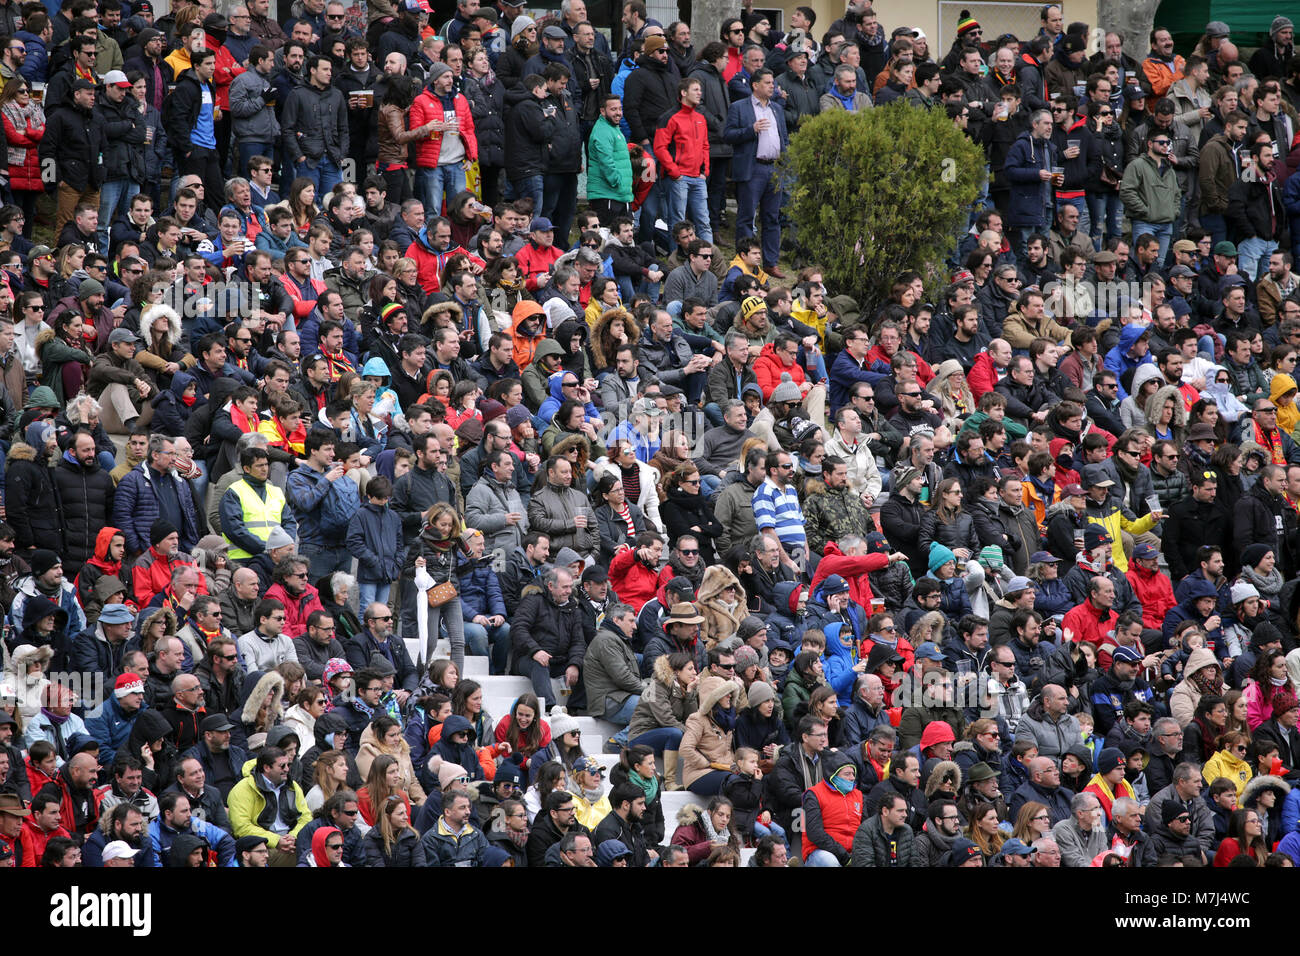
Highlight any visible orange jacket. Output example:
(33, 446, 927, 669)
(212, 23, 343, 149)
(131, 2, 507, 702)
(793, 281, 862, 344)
(1141, 54, 1185, 99)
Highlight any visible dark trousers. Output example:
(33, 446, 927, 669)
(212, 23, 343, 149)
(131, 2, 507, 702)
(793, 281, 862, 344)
(541, 171, 578, 247)
(589, 198, 631, 229)
(706, 156, 730, 234)
(183, 146, 227, 216)
(735, 160, 780, 268)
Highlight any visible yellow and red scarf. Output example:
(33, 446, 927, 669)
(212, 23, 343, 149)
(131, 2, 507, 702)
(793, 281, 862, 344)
(1255, 419, 1286, 465)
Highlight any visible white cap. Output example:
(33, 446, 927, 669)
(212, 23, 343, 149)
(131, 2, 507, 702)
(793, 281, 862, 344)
(1230, 581, 1260, 604)
(103, 69, 132, 88)
(102, 840, 139, 862)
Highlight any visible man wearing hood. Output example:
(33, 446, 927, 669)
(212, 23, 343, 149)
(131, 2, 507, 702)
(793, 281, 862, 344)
(799, 746, 860, 866)
(8, 552, 82, 661)
(1102, 324, 1155, 400)
(520, 336, 565, 412)
(149, 790, 236, 867)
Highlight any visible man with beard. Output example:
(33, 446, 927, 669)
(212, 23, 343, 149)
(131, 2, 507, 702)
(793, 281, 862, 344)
(83, 803, 158, 867)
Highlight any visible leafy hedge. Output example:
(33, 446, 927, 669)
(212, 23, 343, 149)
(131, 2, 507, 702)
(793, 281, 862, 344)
(785, 102, 985, 315)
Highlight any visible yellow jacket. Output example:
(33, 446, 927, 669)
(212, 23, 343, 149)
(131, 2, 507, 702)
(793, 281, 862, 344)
(227, 770, 310, 849)
(569, 787, 612, 831)
(1202, 748, 1253, 796)
(1084, 500, 1157, 572)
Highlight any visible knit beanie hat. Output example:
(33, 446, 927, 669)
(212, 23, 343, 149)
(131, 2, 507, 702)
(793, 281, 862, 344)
(928, 541, 957, 573)
(770, 373, 803, 405)
(149, 518, 178, 546)
(510, 14, 535, 39)
(745, 680, 775, 708)
(865, 532, 889, 555)
(506, 405, 531, 429)
(733, 645, 760, 672)
(1162, 799, 1189, 825)
(978, 544, 1004, 569)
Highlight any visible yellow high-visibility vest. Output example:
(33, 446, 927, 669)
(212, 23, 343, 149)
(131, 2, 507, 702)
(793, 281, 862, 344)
(224, 479, 287, 560)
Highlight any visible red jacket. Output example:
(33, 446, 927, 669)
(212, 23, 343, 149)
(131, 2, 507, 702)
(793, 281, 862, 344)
(1126, 563, 1176, 633)
(809, 542, 887, 612)
(865, 345, 933, 385)
(1062, 598, 1119, 661)
(18, 818, 71, 867)
(610, 546, 660, 612)
(515, 240, 563, 292)
(967, 352, 1004, 400)
(205, 34, 246, 109)
(2, 110, 43, 192)
(264, 581, 326, 638)
(802, 779, 862, 860)
(653, 105, 709, 179)
(409, 89, 478, 171)
(753, 341, 806, 400)
(133, 550, 208, 609)
(404, 234, 485, 296)
(280, 272, 327, 320)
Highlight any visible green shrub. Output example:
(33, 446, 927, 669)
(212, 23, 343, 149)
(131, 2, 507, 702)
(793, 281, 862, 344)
(785, 102, 985, 315)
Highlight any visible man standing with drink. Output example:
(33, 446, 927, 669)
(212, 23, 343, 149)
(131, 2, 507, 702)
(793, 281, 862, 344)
(1002, 108, 1059, 265)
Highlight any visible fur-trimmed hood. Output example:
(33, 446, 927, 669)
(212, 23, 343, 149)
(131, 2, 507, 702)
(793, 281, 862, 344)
(140, 303, 183, 347)
(651, 653, 678, 686)
(1242, 773, 1291, 805)
(1143, 383, 1188, 431)
(675, 802, 706, 826)
(924, 759, 962, 798)
(240, 670, 286, 726)
(591, 307, 641, 370)
(697, 674, 741, 713)
(697, 565, 747, 649)
(421, 299, 464, 327)
(6, 441, 36, 462)
(140, 606, 178, 642)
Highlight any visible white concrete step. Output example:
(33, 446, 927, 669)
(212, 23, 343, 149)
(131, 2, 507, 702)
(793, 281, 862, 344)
(660, 790, 700, 843)
(476, 675, 534, 698)
(463, 656, 490, 676)
(573, 715, 619, 739)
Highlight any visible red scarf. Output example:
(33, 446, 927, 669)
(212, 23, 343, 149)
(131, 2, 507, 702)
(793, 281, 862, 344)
(229, 401, 257, 434)
(322, 349, 354, 381)
(1255, 419, 1285, 465)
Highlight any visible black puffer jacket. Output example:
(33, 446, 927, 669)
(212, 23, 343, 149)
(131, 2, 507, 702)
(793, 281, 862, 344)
(52, 452, 116, 577)
(39, 98, 107, 191)
(659, 488, 724, 565)
(919, 509, 980, 558)
(622, 55, 677, 144)
(463, 73, 505, 168)
(542, 89, 582, 175)
(503, 95, 553, 180)
(5, 441, 60, 552)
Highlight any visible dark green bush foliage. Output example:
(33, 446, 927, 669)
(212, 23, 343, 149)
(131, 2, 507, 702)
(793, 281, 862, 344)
(785, 103, 984, 315)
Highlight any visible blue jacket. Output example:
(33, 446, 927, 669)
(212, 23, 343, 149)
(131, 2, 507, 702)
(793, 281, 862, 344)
(286, 461, 361, 552)
(840, 697, 886, 746)
(345, 501, 406, 583)
(1001, 131, 1058, 229)
(537, 369, 601, 425)
(1034, 577, 1074, 619)
(924, 570, 973, 620)
(1103, 324, 1156, 400)
(254, 228, 308, 254)
(457, 554, 506, 619)
(112, 463, 202, 554)
(15, 31, 47, 84)
(723, 94, 789, 184)
(818, 621, 859, 707)
(83, 694, 139, 769)
(147, 816, 237, 866)
(82, 826, 159, 867)
(432, 715, 485, 781)
(764, 580, 807, 650)
(828, 349, 889, 416)
(149, 370, 196, 438)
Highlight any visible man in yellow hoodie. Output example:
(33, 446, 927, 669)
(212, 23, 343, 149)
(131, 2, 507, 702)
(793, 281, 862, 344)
(1081, 463, 1159, 573)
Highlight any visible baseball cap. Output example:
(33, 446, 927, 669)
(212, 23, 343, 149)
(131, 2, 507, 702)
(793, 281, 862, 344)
(572, 755, 603, 775)
(914, 642, 945, 662)
(102, 840, 139, 862)
(530, 217, 554, 232)
(1213, 240, 1238, 257)
(1133, 543, 1160, 560)
(103, 69, 132, 88)
(72, 78, 96, 92)
(1030, 550, 1061, 564)
(200, 713, 236, 733)
(1112, 645, 1143, 664)
(1005, 576, 1034, 594)
(107, 328, 138, 346)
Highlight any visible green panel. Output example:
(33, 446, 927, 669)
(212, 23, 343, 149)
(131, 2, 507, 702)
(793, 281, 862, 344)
(1157, 0, 1287, 52)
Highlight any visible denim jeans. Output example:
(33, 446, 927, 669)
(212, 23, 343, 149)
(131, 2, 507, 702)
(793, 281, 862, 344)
(685, 768, 729, 795)
(238, 141, 274, 178)
(1237, 237, 1278, 283)
(306, 546, 351, 581)
(604, 694, 638, 747)
(1200, 213, 1227, 247)
(463, 619, 510, 674)
(295, 154, 342, 195)
(416, 162, 467, 218)
(804, 849, 843, 867)
(98, 179, 139, 252)
(506, 174, 544, 215)
(1086, 191, 1123, 249)
(1131, 220, 1173, 263)
(753, 819, 788, 844)
(358, 580, 391, 611)
(703, 402, 725, 426)
(628, 726, 683, 754)
(615, 274, 661, 304)
(735, 161, 781, 268)
(668, 175, 712, 242)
